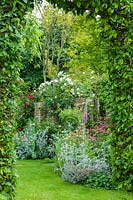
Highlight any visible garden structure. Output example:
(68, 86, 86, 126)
(0, 0, 132, 199)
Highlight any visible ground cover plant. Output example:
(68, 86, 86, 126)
(15, 159, 133, 200)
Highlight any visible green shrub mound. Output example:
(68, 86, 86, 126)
(86, 170, 114, 190)
(58, 108, 82, 130)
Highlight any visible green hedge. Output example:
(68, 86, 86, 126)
(0, 1, 34, 199)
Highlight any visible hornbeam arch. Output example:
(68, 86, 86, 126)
(0, 1, 132, 199)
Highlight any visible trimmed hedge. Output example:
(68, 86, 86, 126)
(0, 1, 34, 199)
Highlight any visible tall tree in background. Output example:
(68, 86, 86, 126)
(20, 5, 74, 84)
(37, 5, 74, 81)
(65, 14, 109, 96)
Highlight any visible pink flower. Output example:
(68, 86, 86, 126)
(90, 135, 96, 142)
(24, 101, 29, 106)
(28, 94, 33, 100)
(82, 111, 88, 123)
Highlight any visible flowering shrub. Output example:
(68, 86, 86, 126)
(88, 118, 109, 134)
(58, 108, 82, 130)
(16, 80, 35, 129)
(86, 118, 111, 162)
(37, 72, 87, 119)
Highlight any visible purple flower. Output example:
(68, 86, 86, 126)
(82, 111, 88, 123)
(91, 135, 96, 142)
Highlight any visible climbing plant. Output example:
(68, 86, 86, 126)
(0, 1, 36, 199)
(47, 0, 133, 191)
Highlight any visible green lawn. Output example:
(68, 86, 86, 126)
(16, 160, 133, 200)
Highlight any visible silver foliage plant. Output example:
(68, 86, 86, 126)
(55, 133, 109, 184)
(15, 122, 54, 159)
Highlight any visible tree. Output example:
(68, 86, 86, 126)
(37, 4, 74, 81)
(64, 14, 109, 99)
(47, 0, 133, 190)
(19, 13, 44, 88)
(66, 14, 109, 74)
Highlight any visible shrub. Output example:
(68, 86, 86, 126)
(62, 157, 91, 184)
(58, 108, 82, 130)
(37, 72, 86, 120)
(86, 169, 114, 190)
(54, 128, 110, 185)
(16, 80, 35, 129)
(15, 121, 55, 159)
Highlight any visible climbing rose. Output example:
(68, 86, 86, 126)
(24, 101, 29, 106)
(28, 94, 33, 100)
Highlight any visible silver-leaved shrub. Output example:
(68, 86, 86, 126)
(54, 129, 109, 184)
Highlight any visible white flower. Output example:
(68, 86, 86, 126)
(58, 71, 64, 77)
(53, 79, 58, 83)
(69, 81, 73, 86)
(70, 89, 74, 95)
(66, 78, 72, 82)
(39, 83, 45, 87)
(47, 82, 51, 85)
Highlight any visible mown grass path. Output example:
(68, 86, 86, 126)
(16, 160, 133, 200)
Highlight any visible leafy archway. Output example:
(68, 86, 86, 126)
(0, 1, 132, 199)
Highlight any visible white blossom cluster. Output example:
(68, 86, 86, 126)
(38, 71, 83, 98)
